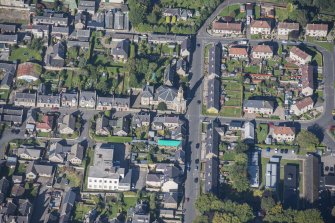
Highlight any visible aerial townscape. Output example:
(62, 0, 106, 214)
(0, 0, 335, 223)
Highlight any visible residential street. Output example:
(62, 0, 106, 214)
(183, 1, 335, 222)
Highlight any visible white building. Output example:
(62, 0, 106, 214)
(289, 46, 312, 65)
(306, 23, 328, 38)
(250, 20, 271, 35)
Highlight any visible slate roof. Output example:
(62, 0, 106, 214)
(45, 42, 65, 67)
(164, 63, 176, 86)
(204, 158, 219, 194)
(141, 85, 154, 98)
(18, 147, 41, 159)
(0, 62, 16, 89)
(208, 43, 221, 76)
(111, 39, 130, 58)
(206, 77, 220, 111)
(163, 192, 178, 204)
(283, 164, 298, 209)
(26, 161, 54, 176)
(243, 99, 274, 109)
(37, 94, 60, 104)
(96, 96, 130, 107)
(156, 85, 177, 102)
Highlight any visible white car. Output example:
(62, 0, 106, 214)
(274, 148, 278, 153)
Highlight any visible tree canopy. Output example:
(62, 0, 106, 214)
(296, 130, 319, 151)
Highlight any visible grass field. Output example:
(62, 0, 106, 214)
(256, 123, 269, 144)
(0, 89, 9, 100)
(9, 47, 42, 62)
(92, 134, 132, 143)
(219, 4, 245, 20)
(220, 107, 242, 117)
(221, 79, 243, 117)
(73, 203, 94, 222)
(275, 7, 289, 21)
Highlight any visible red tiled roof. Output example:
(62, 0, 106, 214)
(278, 22, 299, 30)
(212, 21, 242, 31)
(301, 64, 314, 89)
(17, 62, 40, 79)
(229, 47, 248, 55)
(272, 126, 295, 135)
(290, 46, 310, 60)
(294, 97, 314, 110)
(253, 45, 272, 53)
(251, 20, 271, 29)
(36, 115, 53, 130)
(306, 23, 328, 31)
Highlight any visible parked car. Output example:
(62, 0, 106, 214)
(196, 143, 200, 149)
(284, 149, 288, 154)
(195, 159, 199, 164)
(194, 178, 198, 183)
(280, 149, 284, 154)
(266, 147, 271, 153)
(274, 148, 278, 153)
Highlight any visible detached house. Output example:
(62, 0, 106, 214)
(111, 117, 130, 136)
(95, 115, 110, 136)
(49, 142, 84, 165)
(132, 112, 150, 128)
(291, 97, 314, 116)
(18, 146, 42, 160)
(250, 20, 271, 35)
(277, 22, 299, 40)
(229, 47, 248, 59)
(79, 91, 96, 108)
(25, 161, 54, 180)
(300, 64, 314, 96)
(211, 21, 242, 35)
(270, 125, 296, 143)
(252, 45, 273, 59)
(306, 23, 328, 38)
(58, 114, 76, 135)
(36, 115, 54, 133)
(111, 39, 130, 62)
(243, 99, 274, 115)
(45, 42, 66, 68)
(289, 46, 312, 65)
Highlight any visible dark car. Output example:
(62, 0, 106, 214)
(197, 43, 201, 47)
(194, 178, 198, 183)
(195, 159, 199, 164)
(197, 100, 201, 104)
(284, 149, 288, 154)
(196, 143, 200, 149)
(280, 149, 284, 153)
(266, 147, 271, 153)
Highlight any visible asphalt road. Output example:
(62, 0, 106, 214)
(183, 1, 335, 222)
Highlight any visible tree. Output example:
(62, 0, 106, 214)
(332, 206, 335, 217)
(165, 16, 171, 24)
(261, 194, 275, 212)
(157, 102, 167, 110)
(294, 209, 324, 223)
(128, 0, 147, 26)
(171, 15, 177, 24)
(235, 140, 249, 153)
(226, 164, 249, 192)
(296, 130, 319, 151)
(213, 212, 241, 223)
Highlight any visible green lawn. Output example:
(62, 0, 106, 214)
(92, 134, 132, 143)
(219, 4, 245, 20)
(16, 163, 27, 175)
(222, 151, 236, 161)
(244, 65, 260, 73)
(37, 132, 50, 138)
(9, 47, 42, 62)
(256, 124, 269, 144)
(123, 196, 138, 210)
(220, 107, 242, 117)
(275, 7, 289, 21)
(306, 37, 334, 52)
(73, 203, 94, 222)
(0, 89, 9, 100)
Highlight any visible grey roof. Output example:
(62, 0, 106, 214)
(0, 105, 23, 124)
(22, 24, 49, 32)
(45, 42, 65, 67)
(51, 26, 69, 35)
(243, 99, 274, 110)
(96, 95, 130, 107)
(146, 173, 163, 182)
(60, 189, 76, 218)
(18, 147, 41, 159)
(68, 143, 84, 162)
(49, 141, 83, 163)
(77, 29, 90, 38)
(78, 0, 96, 12)
(58, 114, 76, 132)
(0, 24, 16, 33)
(61, 92, 78, 102)
(208, 43, 221, 76)
(283, 164, 298, 209)
(33, 15, 68, 26)
(132, 112, 150, 127)
(67, 40, 90, 49)
(148, 34, 188, 44)
(0, 177, 9, 203)
(26, 161, 54, 176)
(205, 121, 219, 156)
(176, 58, 187, 73)
(163, 192, 178, 204)
(181, 37, 191, 52)
(87, 13, 105, 29)
(204, 158, 219, 194)
(37, 94, 60, 104)
(265, 162, 278, 189)
(206, 77, 220, 111)
(156, 85, 177, 102)
(111, 117, 129, 134)
(0, 34, 18, 43)
(304, 155, 320, 205)
(0, 62, 16, 88)
(80, 91, 96, 101)
(15, 92, 36, 103)
(141, 85, 154, 98)
(152, 115, 180, 126)
(114, 11, 125, 30)
(105, 11, 114, 29)
(164, 63, 176, 86)
(96, 115, 109, 132)
(111, 39, 130, 58)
